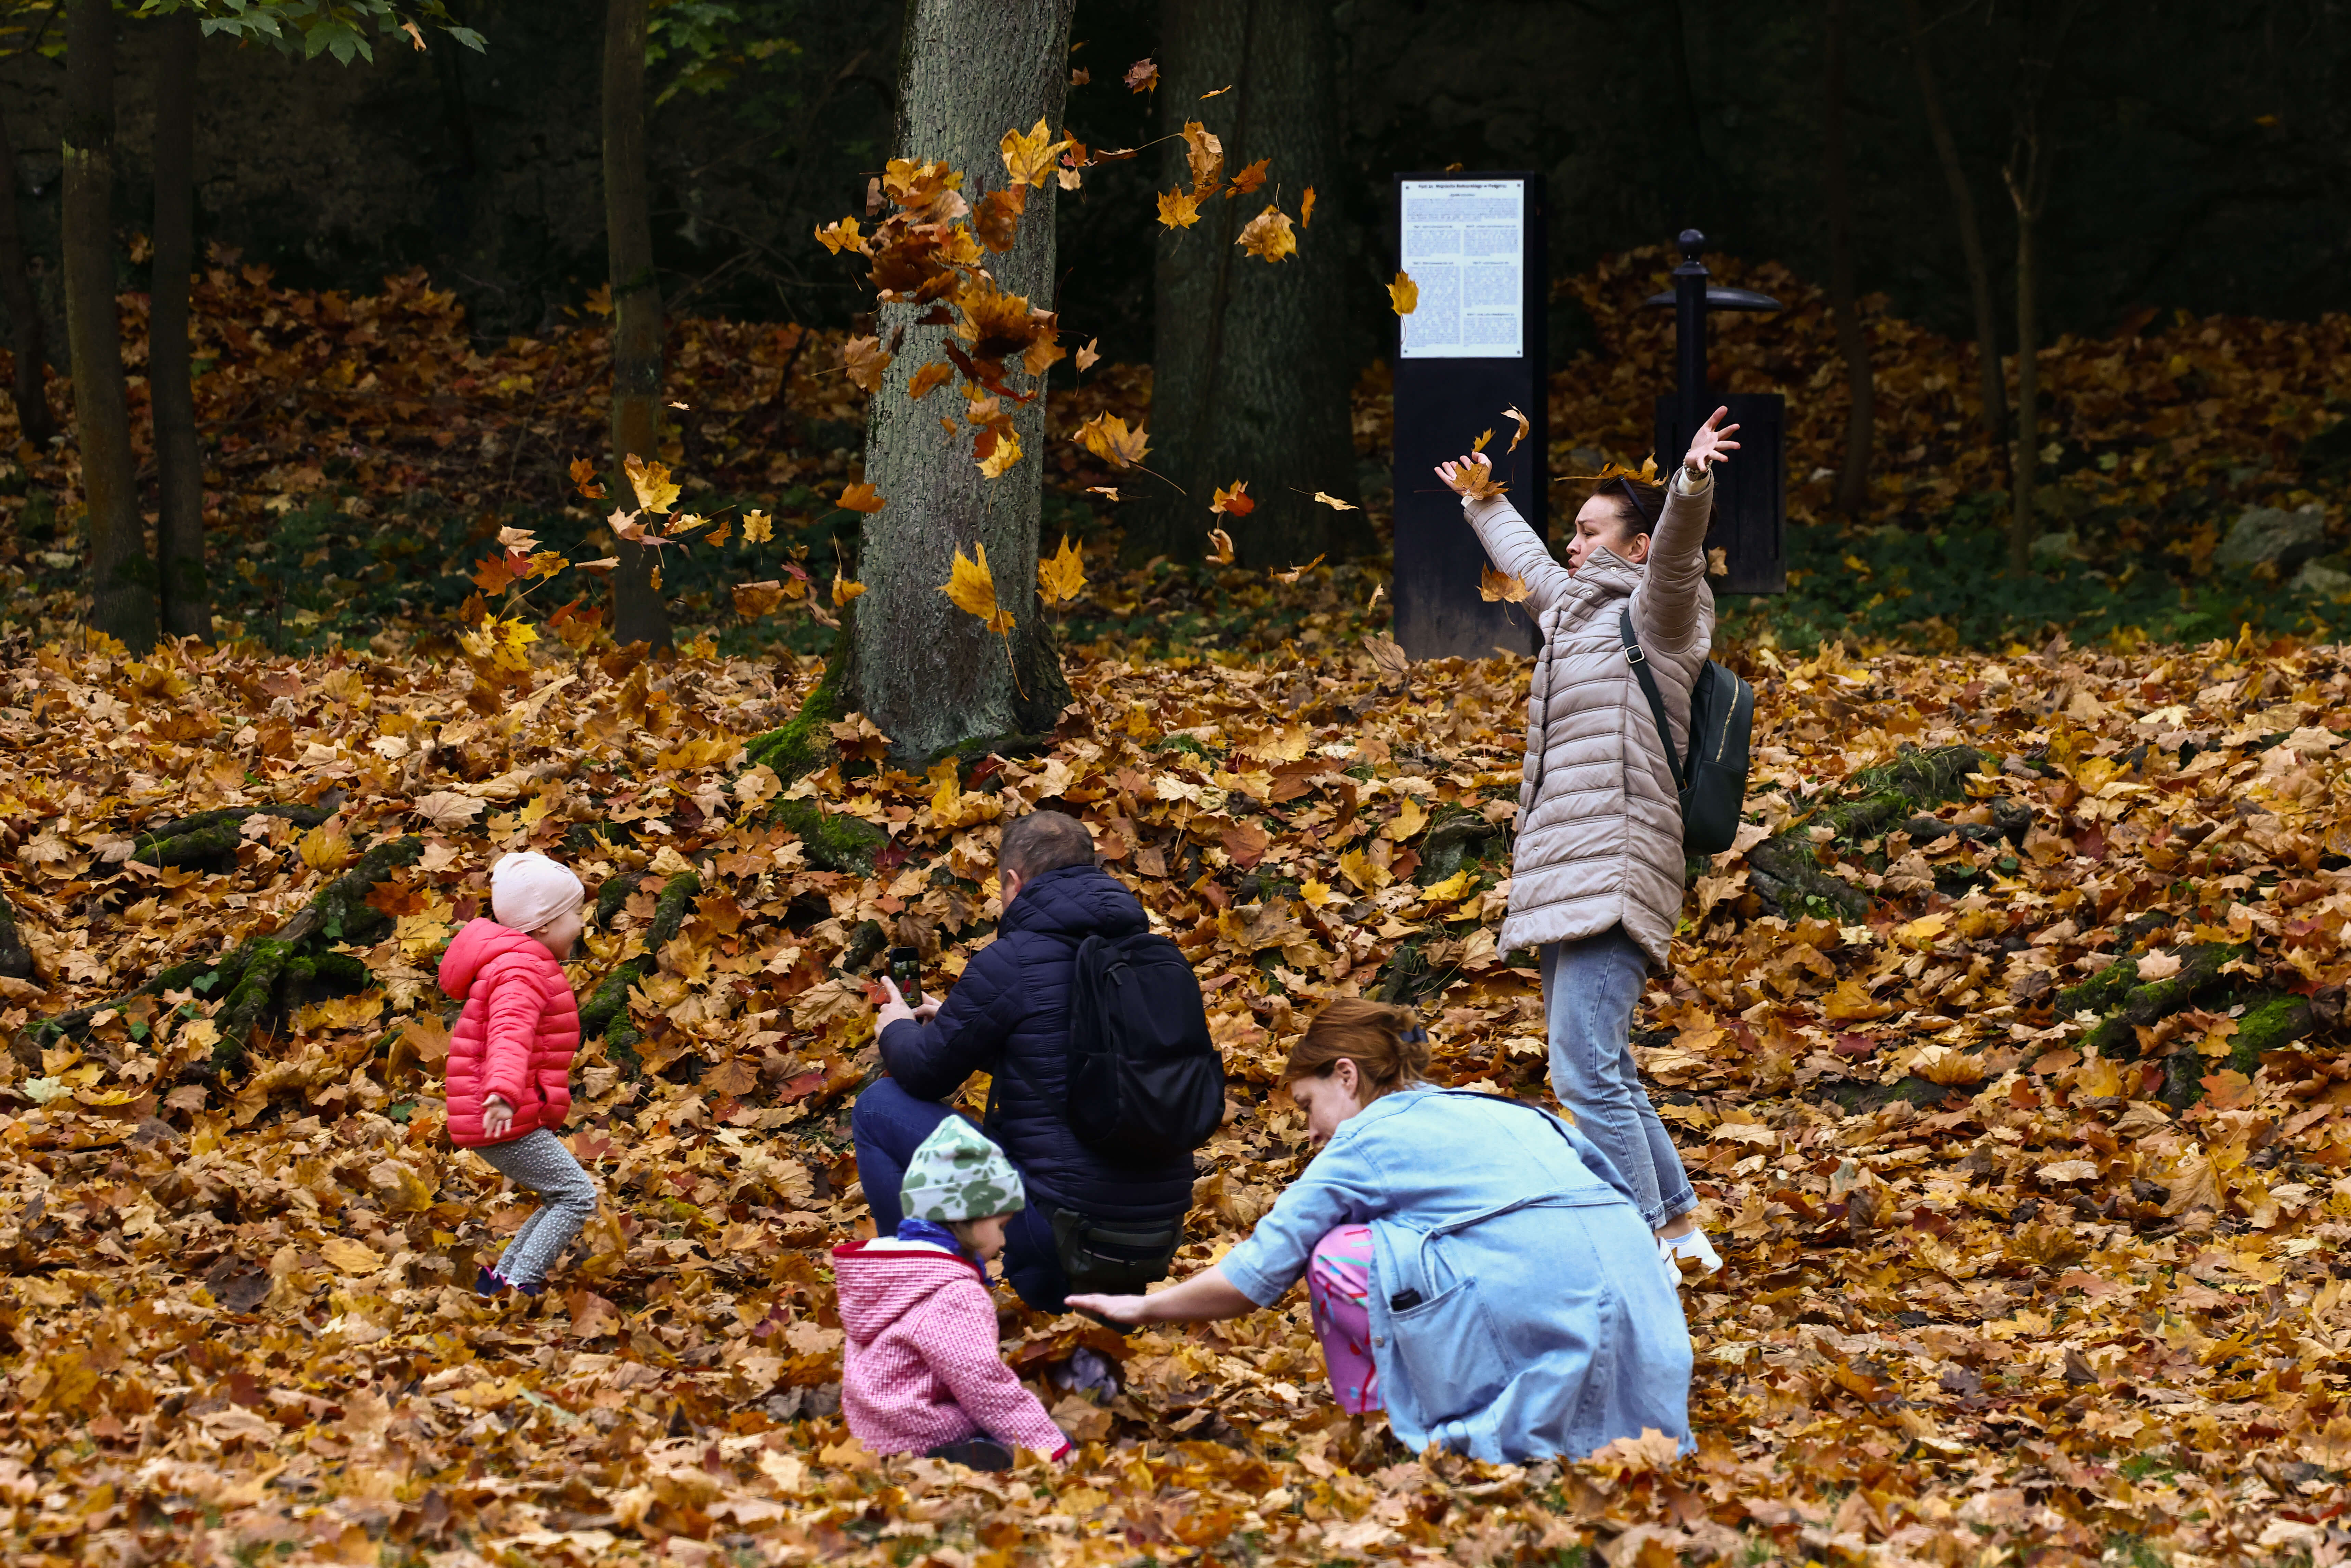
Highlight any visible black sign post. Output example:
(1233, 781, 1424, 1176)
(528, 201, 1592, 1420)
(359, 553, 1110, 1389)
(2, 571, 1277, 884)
(1646, 229, 1787, 594)
(1390, 172, 1547, 661)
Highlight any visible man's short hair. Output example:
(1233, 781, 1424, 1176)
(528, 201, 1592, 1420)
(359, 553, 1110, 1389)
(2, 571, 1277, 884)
(999, 810, 1095, 881)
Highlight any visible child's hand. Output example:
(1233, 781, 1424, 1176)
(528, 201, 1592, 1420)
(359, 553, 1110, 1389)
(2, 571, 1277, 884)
(482, 1095, 514, 1140)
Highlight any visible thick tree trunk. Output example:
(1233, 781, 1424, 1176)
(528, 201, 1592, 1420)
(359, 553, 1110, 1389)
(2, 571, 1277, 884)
(63, 0, 154, 652)
(1824, 0, 1874, 520)
(849, 0, 1074, 764)
(1904, 0, 2005, 445)
(2006, 163, 2040, 576)
(1122, 0, 1366, 570)
(603, 0, 671, 651)
(0, 107, 54, 447)
(152, 11, 209, 641)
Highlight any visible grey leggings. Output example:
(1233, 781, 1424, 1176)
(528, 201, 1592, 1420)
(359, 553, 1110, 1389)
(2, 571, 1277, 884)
(472, 1128, 599, 1288)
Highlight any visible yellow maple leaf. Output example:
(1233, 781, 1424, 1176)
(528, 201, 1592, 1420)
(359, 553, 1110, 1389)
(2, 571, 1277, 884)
(1225, 157, 1270, 198)
(1210, 479, 1255, 517)
(1448, 453, 1506, 500)
(1472, 427, 1495, 453)
(1000, 118, 1072, 188)
(976, 428, 1024, 479)
(1479, 564, 1530, 603)
(814, 215, 865, 255)
(837, 483, 886, 514)
(1205, 526, 1236, 565)
(1156, 188, 1204, 230)
(733, 580, 786, 619)
(1388, 270, 1418, 314)
(842, 335, 893, 394)
(1272, 554, 1324, 584)
(298, 822, 355, 873)
(939, 543, 1014, 635)
(1078, 411, 1151, 468)
(1337, 847, 1392, 892)
(907, 361, 953, 400)
(1503, 404, 1531, 453)
(1311, 491, 1358, 510)
(833, 567, 866, 607)
(1235, 204, 1297, 262)
(1301, 185, 1316, 226)
(741, 510, 773, 544)
(1180, 120, 1223, 192)
(623, 453, 679, 514)
(1038, 536, 1087, 605)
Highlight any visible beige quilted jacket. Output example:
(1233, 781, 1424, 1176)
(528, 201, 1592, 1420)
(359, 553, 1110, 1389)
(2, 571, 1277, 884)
(1463, 471, 1714, 968)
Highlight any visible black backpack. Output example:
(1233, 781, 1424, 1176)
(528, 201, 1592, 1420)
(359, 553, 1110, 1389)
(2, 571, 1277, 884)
(1057, 931, 1225, 1165)
(1619, 608, 1755, 855)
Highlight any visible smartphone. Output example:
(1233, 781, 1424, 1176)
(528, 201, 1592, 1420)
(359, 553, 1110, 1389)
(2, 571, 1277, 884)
(886, 945, 923, 1005)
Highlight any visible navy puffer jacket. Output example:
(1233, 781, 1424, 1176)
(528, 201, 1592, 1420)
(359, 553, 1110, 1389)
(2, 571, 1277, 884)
(878, 864, 1195, 1222)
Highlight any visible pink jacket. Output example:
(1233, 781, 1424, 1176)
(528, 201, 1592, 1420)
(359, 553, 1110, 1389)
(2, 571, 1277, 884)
(438, 919, 579, 1148)
(833, 1240, 1071, 1461)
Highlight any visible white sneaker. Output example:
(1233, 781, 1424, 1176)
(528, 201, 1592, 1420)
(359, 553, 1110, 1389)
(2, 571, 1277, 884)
(1659, 1229, 1723, 1283)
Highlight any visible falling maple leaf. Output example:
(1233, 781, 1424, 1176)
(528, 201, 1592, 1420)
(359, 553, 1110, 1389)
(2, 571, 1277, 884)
(939, 542, 1014, 635)
(1074, 338, 1101, 373)
(1388, 271, 1419, 314)
(832, 567, 866, 607)
(623, 454, 679, 514)
(1472, 427, 1495, 453)
(1301, 186, 1316, 226)
(1198, 83, 1232, 99)
(975, 428, 1024, 479)
(1123, 57, 1156, 92)
(741, 510, 773, 544)
(973, 186, 1026, 253)
(1310, 491, 1358, 511)
(567, 456, 606, 500)
(1037, 536, 1087, 605)
(813, 215, 866, 255)
(1272, 554, 1324, 584)
(1235, 205, 1297, 262)
(1180, 120, 1223, 193)
(841, 335, 893, 393)
(1211, 480, 1256, 518)
(1156, 188, 1205, 230)
(1479, 564, 1530, 603)
(836, 483, 886, 514)
(1206, 526, 1236, 564)
(1503, 404, 1531, 453)
(1226, 158, 1270, 198)
(1087, 485, 1121, 501)
(733, 580, 786, 619)
(1000, 118, 1072, 188)
(907, 361, 954, 400)
(1078, 411, 1150, 468)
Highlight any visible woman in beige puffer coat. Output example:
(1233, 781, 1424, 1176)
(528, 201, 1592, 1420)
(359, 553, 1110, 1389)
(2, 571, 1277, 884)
(1436, 408, 1739, 1281)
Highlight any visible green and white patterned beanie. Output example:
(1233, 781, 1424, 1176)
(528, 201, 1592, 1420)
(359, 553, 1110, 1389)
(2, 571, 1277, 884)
(899, 1116, 1026, 1223)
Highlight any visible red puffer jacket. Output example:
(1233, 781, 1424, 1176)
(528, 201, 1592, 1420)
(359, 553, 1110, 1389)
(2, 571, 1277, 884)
(439, 918, 580, 1148)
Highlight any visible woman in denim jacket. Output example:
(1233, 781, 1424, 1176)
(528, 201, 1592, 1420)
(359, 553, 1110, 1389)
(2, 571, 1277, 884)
(1068, 1002, 1691, 1463)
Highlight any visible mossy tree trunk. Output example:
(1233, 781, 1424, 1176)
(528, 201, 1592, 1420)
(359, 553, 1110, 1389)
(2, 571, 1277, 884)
(63, 0, 155, 652)
(1904, 0, 2005, 445)
(152, 9, 211, 641)
(603, 0, 672, 652)
(0, 101, 53, 447)
(1121, 0, 1368, 571)
(1824, 0, 1874, 519)
(848, 0, 1074, 766)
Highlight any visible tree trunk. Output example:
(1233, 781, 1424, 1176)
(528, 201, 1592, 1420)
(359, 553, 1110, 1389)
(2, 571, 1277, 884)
(848, 0, 1075, 764)
(0, 106, 54, 448)
(63, 0, 154, 652)
(603, 0, 672, 651)
(1904, 0, 2005, 445)
(1824, 0, 1874, 519)
(152, 10, 209, 641)
(1122, 0, 1366, 570)
(2006, 148, 2041, 577)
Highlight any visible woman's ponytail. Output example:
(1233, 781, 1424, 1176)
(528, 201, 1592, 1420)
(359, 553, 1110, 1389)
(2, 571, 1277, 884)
(1282, 999, 1431, 1099)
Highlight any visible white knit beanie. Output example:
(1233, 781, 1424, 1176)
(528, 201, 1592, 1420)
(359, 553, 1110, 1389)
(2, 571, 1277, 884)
(490, 851, 584, 935)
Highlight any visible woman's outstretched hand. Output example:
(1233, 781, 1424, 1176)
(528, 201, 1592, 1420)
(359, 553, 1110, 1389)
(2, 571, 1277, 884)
(1433, 453, 1499, 498)
(1064, 1292, 1154, 1327)
(1683, 406, 1741, 476)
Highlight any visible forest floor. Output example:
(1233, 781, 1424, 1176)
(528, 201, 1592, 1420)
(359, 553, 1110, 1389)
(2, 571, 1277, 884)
(0, 619, 2348, 1566)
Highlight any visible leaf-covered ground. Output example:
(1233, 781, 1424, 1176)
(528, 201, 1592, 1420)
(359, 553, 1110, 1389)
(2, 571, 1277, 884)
(1, 625, 2347, 1565)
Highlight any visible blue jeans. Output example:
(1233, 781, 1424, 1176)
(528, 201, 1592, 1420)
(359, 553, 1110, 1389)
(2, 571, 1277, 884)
(1540, 927, 1695, 1232)
(850, 1076, 1070, 1311)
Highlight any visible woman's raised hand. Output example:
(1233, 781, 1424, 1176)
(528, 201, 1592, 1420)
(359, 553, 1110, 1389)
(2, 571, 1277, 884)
(1433, 453, 1500, 498)
(1683, 406, 1741, 475)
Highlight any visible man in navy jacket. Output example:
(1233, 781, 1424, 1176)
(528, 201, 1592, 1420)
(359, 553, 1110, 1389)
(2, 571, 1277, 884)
(854, 811, 1195, 1311)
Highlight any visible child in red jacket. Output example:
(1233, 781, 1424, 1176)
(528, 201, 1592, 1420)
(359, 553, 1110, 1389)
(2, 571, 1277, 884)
(439, 851, 595, 1298)
(834, 1118, 1071, 1469)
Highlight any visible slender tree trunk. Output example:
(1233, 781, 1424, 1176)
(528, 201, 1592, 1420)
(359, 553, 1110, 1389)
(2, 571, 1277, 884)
(1123, 0, 1365, 569)
(2005, 144, 2042, 577)
(63, 0, 154, 652)
(1904, 0, 2005, 444)
(152, 11, 209, 641)
(850, 0, 1074, 763)
(1824, 0, 1874, 519)
(0, 107, 54, 447)
(603, 0, 671, 651)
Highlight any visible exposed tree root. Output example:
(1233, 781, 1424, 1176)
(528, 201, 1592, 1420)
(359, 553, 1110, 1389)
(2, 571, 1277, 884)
(131, 802, 339, 868)
(18, 834, 421, 1074)
(1747, 745, 1990, 921)
(577, 869, 701, 1075)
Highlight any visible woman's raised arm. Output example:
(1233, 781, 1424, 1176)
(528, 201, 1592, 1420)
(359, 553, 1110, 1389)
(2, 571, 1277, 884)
(1639, 407, 1738, 653)
(1435, 455, 1573, 615)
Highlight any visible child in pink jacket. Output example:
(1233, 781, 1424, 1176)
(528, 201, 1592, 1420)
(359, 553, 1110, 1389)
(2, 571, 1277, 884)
(438, 851, 595, 1299)
(834, 1118, 1071, 1469)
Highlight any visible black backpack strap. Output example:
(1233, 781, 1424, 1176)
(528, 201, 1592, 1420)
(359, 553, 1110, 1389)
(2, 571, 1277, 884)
(1617, 607, 1688, 796)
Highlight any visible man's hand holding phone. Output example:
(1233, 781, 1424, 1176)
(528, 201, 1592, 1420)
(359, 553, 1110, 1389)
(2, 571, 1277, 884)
(874, 946, 941, 1032)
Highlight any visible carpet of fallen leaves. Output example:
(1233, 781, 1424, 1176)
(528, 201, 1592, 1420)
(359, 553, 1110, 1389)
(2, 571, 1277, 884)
(3, 623, 2351, 1565)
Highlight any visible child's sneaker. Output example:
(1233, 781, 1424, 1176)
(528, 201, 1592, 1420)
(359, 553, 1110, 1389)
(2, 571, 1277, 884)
(1659, 1229, 1723, 1283)
(476, 1266, 509, 1297)
(926, 1438, 1015, 1472)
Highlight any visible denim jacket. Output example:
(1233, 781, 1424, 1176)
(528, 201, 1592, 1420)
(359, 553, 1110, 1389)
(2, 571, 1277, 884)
(1219, 1088, 1692, 1462)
